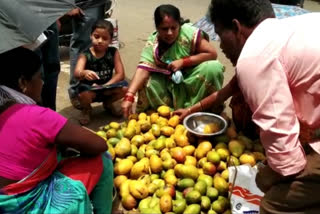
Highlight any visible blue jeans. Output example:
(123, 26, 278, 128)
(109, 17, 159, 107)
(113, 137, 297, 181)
(68, 5, 105, 99)
(39, 23, 60, 111)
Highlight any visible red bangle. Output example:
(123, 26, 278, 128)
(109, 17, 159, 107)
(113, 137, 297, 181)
(183, 57, 192, 67)
(124, 94, 134, 103)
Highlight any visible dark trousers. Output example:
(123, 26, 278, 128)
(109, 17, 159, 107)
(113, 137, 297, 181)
(260, 147, 320, 213)
(39, 23, 60, 111)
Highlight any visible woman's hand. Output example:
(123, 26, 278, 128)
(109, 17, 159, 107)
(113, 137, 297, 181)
(173, 108, 190, 121)
(84, 70, 100, 81)
(168, 59, 184, 72)
(122, 100, 133, 118)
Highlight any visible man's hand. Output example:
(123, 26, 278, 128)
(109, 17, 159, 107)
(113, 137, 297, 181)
(67, 8, 85, 17)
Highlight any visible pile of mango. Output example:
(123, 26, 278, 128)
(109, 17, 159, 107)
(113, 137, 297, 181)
(96, 105, 266, 214)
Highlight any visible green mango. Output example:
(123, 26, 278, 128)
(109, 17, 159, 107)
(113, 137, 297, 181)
(183, 204, 201, 214)
(173, 199, 187, 214)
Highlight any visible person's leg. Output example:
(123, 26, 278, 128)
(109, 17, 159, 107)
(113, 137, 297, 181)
(89, 154, 114, 214)
(260, 149, 320, 214)
(78, 90, 95, 125)
(68, 5, 105, 102)
(144, 73, 173, 109)
(180, 60, 224, 109)
(40, 23, 60, 111)
(102, 87, 127, 116)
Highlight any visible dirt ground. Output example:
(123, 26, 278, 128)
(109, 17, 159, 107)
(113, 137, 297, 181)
(56, 0, 320, 131)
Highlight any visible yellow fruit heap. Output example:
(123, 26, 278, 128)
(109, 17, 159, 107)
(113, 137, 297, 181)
(96, 105, 266, 213)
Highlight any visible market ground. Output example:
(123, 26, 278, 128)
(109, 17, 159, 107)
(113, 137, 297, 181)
(56, 0, 320, 131)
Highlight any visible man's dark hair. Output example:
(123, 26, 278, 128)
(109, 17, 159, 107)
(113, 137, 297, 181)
(209, 0, 275, 29)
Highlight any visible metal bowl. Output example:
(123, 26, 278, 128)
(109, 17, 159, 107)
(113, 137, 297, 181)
(183, 112, 227, 137)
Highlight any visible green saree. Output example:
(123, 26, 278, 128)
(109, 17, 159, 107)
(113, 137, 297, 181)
(136, 23, 224, 112)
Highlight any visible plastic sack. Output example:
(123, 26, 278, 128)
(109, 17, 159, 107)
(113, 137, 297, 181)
(228, 164, 264, 214)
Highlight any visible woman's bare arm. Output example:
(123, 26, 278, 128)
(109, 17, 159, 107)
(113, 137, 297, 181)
(55, 121, 107, 156)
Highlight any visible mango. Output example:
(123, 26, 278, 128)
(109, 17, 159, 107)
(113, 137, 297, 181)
(109, 121, 120, 130)
(239, 153, 256, 166)
(129, 180, 148, 199)
(170, 147, 186, 163)
(114, 138, 131, 158)
(227, 155, 240, 166)
(130, 161, 148, 179)
(173, 199, 187, 214)
(201, 196, 211, 211)
(175, 134, 189, 147)
(206, 187, 219, 201)
(168, 115, 180, 127)
(203, 162, 217, 176)
(203, 123, 220, 134)
(213, 134, 230, 143)
(121, 194, 137, 210)
(119, 179, 131, 197)
(183, 204, 201, 214)
(221, 169, 229, 181)
(177, 178, 195, 191)
(161, 126, 175, 137)
(182, 145, 195, 156)
(150, 155, 163, 173)
(131, 135, 145, 147)
(162, 158, 176, 170)
(215, 142, 228, 150)
(106, 128, 117, 138)
(194, 180, 207, 195)
(226, 126, 238, 139)
(216, 148, 230, 160)
(186, 190, 202, 204)
(138, 119, 151, 132)
(150, 113, 160, 124)
(207, 150, 221, 164)
(238, 135, 254, 150)
(165, 137, 176, 149)
(140, 208, 161, 214)
(198, 174, 213, 188)
(138, 197, 152, 210)
(124, 126, 136, 139)
(160, 193, 172, 213)
(145, 149, 159, 158)
(114, 175, 127, 189)
(157, 105, 171, 117)
(184, 156, 197, 166)
(114, 159, 133, 175)
(131, 144, 138, 156)
(147, 183, 158, 195)
(253, 151, 266, 161)
(96, 130, 106, 138)
(228, 139, 245, 157)
(107, 137, 119, 147)
(213, 176, 229, 194)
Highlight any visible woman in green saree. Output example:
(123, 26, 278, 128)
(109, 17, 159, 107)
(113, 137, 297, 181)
(122, 4, 225, 117)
